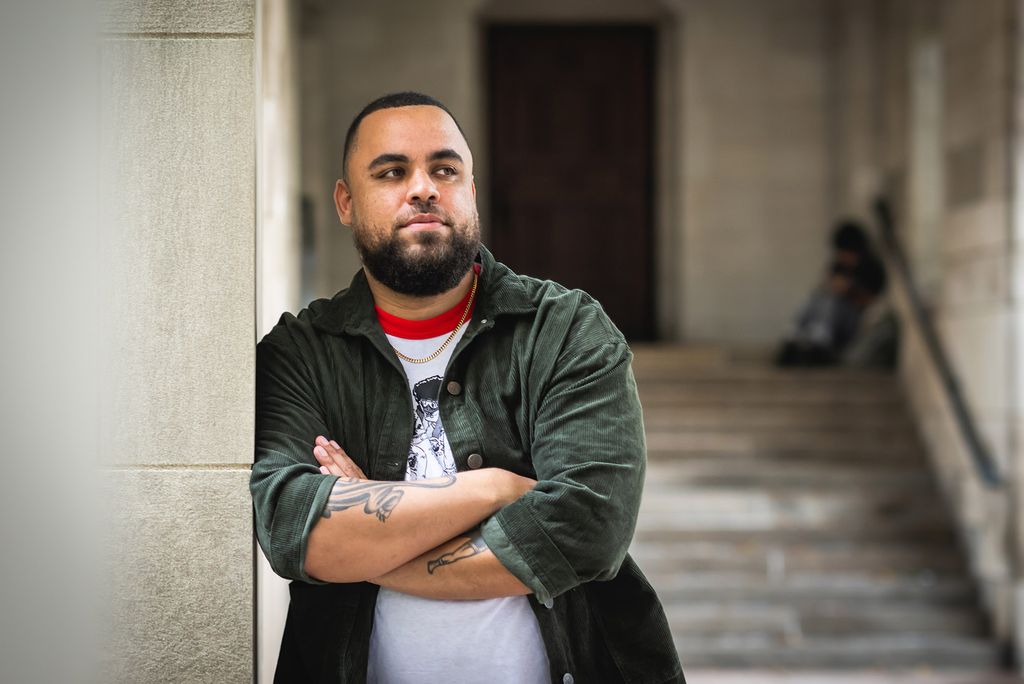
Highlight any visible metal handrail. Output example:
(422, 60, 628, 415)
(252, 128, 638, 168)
(873, 199, 1003, 488)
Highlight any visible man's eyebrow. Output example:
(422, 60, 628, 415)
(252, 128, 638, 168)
(428, 148, 464, 164)
(368, 153, 409, 169)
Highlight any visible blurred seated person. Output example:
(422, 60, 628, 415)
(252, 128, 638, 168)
(842, 260, 899, 369)
(776, 220, 887, 367)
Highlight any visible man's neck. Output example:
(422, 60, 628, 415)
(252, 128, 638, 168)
(365, 268, 476, 321)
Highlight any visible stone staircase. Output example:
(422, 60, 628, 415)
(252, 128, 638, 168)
(628, 346, 1003, 670)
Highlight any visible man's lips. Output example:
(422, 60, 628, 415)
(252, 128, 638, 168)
(400, 214, 447, 231)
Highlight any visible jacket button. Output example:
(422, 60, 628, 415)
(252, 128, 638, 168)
(467, 453, 483, 469)
(446, 380, 462, 396)
(563, 674, 574, 684)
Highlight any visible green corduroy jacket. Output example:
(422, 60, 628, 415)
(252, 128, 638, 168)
(250, 245, 685, 684)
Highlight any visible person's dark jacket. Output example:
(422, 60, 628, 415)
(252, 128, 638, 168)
(251, 245, 684, 683)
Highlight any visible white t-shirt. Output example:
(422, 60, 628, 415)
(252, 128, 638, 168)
(367, 314, 549, 684)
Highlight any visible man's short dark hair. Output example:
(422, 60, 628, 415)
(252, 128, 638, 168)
(342, 92, 466, 180)
(831, 219, 870, 254)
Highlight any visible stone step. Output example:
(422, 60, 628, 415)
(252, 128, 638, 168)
(636, 487, 954, 535)
(642, 405, 914, 430)
(663, 601, 988, 639)
(646, 447, 926, 466)
(644, 429, 922, 457)
(629, 539, 966, 576)
(637, 386, 904, 407)
(625, 347, 1000, 671)
(647, 573, 977, 604)
(629, 348, 891, 381)
(636, 526, 958, 545)
(682, 672, 1022, 684)
(635, 370, 899, 386)
(636, 371, 901, 395)
(647, 447, 924, 463)
(641, 458, 935, 487)
(674, 635, 1002, 669)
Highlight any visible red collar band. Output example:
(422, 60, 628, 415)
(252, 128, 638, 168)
(376, 264, 481, 339)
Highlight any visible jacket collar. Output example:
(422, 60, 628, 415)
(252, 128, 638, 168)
(310, 244, 536, 337)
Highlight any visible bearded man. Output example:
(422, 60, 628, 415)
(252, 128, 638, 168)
(250, 92, 684, 684)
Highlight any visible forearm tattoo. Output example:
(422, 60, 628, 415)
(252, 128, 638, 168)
(426, 531, 489, 574)
(321, 476, 456, 522)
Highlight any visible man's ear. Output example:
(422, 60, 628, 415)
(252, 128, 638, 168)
(334, 179, 353, 225)
(471, 179, 476, 199)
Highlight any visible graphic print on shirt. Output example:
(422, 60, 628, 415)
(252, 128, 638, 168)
(407, 376, 457, 480)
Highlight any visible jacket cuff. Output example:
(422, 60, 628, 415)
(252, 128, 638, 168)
(296, 474, 339, 584)
(260, 470, 337, 585)
(480, 502, 577, 605)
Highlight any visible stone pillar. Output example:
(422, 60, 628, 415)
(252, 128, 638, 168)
(1011, 0, 1024, 670)
(256, 0, 302, 681)
(99, 2, 257, 681)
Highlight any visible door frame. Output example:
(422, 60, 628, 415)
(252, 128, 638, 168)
(473, 3, 686, 341)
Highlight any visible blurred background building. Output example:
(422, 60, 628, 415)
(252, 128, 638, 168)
(98, 0, 1024, 680)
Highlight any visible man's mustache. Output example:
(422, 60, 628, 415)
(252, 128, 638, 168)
(395, 202, 451, 228)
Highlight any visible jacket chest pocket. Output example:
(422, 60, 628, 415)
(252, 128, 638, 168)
(457, 393, 534, 477)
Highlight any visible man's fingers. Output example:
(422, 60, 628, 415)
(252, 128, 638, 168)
(313, 436, 367, 479)
(322, 440, 367, 479)
(314, 445, 345, 477)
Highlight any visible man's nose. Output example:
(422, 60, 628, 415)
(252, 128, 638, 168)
(406, 168, 439, 204)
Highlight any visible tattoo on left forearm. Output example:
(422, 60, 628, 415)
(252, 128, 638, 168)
(322, 476, 456, 523)
(426, 531, 489, 574)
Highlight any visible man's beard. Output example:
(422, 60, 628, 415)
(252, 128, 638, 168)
(351, 205, 481, 297)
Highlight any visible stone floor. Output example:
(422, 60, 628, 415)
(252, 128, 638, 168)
(688, 671, 1022, 684)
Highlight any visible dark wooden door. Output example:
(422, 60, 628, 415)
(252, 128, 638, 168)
(487, 25, 656, 341)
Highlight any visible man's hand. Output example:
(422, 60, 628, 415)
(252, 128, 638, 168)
(313, 435, 367, 479)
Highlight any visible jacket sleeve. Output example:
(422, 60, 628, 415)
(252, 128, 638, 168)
(250, 320, 338, 584)
(480, 308, 646, 604)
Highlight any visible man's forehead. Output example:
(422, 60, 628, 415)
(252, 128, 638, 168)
(354, 105, 471, 160)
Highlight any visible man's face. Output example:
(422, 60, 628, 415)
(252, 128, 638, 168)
(422, 398, 439, 419)
(334, 105, 480, 296)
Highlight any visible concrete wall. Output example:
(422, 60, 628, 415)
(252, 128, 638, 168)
(1011, 0, 1024, 662)
(99, 2, 256, 681)
(832, 0, 1020, 646)
(680, 0, 833, 345)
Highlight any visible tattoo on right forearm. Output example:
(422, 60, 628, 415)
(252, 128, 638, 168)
(321, 476, 456, 522)
(426, 531, 489, 574)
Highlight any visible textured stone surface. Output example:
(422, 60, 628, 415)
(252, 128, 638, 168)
(682, 0, 830, 344)
(939, 248, 1007, 311)
(943, 200, 1010, 253)
(937, 306, 1011, 415)
(100, 0, 254, 34)
(101, 38, 254, 465)
(892, 275, 1013, 646)
(101, 469, 253, 683)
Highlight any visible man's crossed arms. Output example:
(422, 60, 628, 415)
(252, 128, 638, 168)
(305, 434, 535, 600)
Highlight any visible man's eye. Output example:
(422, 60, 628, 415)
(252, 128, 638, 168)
(379, 168, 404, 179)
(435, 166, 457, 177)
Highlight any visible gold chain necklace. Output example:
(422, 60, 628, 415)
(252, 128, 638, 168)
(391, 272, 479, 364)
